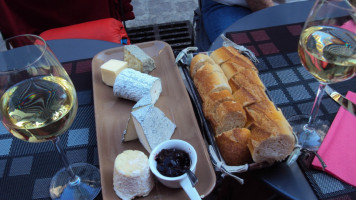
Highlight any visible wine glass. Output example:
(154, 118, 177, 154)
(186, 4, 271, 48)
(0, 35, 101, 199)
(288, 0, 356, 162)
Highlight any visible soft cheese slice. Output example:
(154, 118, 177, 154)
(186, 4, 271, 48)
(100, 59, 128, 86)
(113, 150, 154, 200)
(132, 104, 176, 152)
(122, 95, 153, 142)
(113, 68, 162, 102)
(124, 45, 156, 73)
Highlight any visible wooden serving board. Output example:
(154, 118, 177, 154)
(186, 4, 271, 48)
(91, 41, 216, 200)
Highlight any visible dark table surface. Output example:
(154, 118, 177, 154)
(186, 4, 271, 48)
(209, 0, 315, 51)
(208, 1, 356, 200)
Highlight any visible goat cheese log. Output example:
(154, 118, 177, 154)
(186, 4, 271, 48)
(113, 68, 162, 103)
(113, 150, 154, 200)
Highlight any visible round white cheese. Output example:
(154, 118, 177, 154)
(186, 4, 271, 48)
(113, 150, 154, 200)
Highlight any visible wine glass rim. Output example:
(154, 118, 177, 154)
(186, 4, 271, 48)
(0, 34, 47, 73)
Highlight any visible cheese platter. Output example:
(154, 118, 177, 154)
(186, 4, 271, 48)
(91, 41, 216, 200)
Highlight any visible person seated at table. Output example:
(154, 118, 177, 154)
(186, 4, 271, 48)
(199, 0, 275, 50)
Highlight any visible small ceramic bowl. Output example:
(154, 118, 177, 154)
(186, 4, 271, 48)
(149, 139, 201, 200)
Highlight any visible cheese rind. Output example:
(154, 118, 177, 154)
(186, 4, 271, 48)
(122, 95, 153, 142)
(100, 59, 128, 86)
(132, 104, 176, 152)
(113, 68, 162, 103)
(115, 69, 162, 142)
(113, 150, 154, 200)
(124, 45, 156, 73)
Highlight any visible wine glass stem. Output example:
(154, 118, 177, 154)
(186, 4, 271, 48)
(306, 83, 326, 129)
(52, 137, 80, 185)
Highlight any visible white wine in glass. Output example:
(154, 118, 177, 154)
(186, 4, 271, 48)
(289, 0, 356, 161)
(0, 35, 101, 199)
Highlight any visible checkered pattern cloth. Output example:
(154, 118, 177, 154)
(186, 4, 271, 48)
(0, 59, 102, 200)
(226, 23, 356, 199)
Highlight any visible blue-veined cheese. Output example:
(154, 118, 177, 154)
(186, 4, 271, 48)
(124, 45, 156, 73)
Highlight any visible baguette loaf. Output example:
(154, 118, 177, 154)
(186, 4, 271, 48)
(210, 100, 246, 135)
(202, 90, 234, 118)
(190, 53, 215, 78)
(210, 46, 235, 65)
(215, 128, 252, 166)
(245, 100, 294, 163)
(232, 85, 268, 107)
(210, 46, 258, 73)
(191, 46, 295, 165)
(225, 46, 258, 73)
(193, 62, 232, 97)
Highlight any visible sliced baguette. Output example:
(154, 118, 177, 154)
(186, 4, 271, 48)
(215, 128, 252, 166)
(245, 101, 295, 163)
(209, 46, 235, 65)
(225, 46, 258, 73)
(193, 63, 231, 97)
(232, 85, 268, 107)
(202, 89, 234, 118)
(190, 53, 215, 78)
(209, 100, 246, 135)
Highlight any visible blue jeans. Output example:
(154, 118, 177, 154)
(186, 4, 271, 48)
(201, 0, 252, 43)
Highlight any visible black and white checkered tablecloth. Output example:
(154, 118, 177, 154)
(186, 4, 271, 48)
(0, 59, 101, 200)
(226, 22, 356, 199)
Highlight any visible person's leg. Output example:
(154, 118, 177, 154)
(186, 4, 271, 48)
(201, 0, 252, 43)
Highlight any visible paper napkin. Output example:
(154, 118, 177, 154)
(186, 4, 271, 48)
(312, 91, 356, 187)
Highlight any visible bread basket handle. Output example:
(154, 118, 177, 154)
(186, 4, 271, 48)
(208, 146, 249, 184)
(220, 34, 259, 64)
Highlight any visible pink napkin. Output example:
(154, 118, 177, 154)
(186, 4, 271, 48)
(312, 91, 356, 187)
(340, 20, 356, 33)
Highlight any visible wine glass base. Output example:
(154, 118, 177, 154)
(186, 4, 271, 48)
(288, 115, 329, 152)
(50, 163, 101, 200)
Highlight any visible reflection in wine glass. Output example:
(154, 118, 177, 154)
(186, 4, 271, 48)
(288, 0, 356, 163)
(0, 35, 101, 199)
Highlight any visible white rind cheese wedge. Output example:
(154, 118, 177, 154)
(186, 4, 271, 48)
(124, 45, 156, 73)
(132, 104, 176, 152)
(100, 59, 128, 86)
(122, 95, 154, 142)
(113, 150, 154, 200)
(113, 68, 162, 102)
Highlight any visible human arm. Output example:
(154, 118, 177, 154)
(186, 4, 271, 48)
(246, 0, 274, 11)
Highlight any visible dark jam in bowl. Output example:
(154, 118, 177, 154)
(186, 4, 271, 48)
(155, 148, 191, 177)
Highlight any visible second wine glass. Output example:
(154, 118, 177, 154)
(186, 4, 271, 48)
(289, 0, 356, 159)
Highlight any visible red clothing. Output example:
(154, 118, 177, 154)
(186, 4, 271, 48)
(0, 0, 134, 39)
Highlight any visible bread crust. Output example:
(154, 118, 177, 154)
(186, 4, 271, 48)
(245, 101, 295, 163)
(225, 46, 258, 72)
(202, 90, 234, 119)
(190, 53, 215, 78)
(215, 128, 252, 166)
(212, 100, 247, 135)
(191, 46, 295, 165)
(193, 62, 231, 97)
(210, 46, 235, 65)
